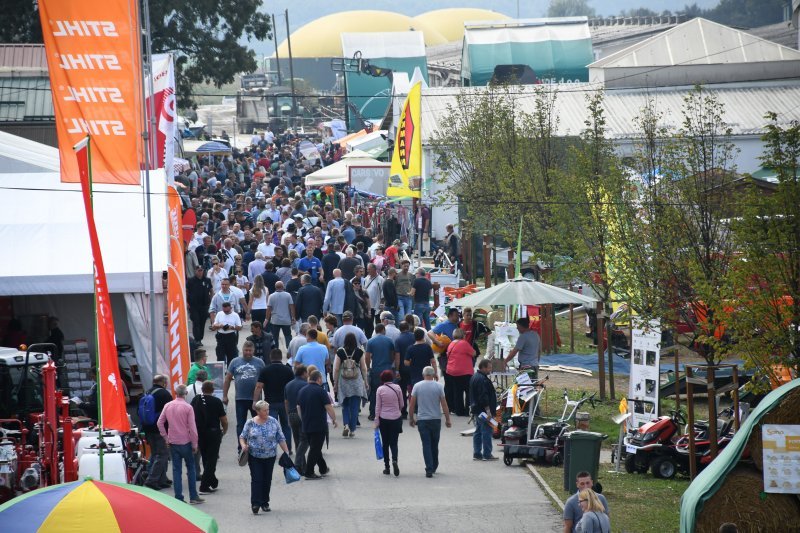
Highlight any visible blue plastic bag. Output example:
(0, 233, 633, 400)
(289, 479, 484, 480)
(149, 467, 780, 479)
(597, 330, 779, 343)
(374, 428, 384, 460)
(284, 466, 301, 484)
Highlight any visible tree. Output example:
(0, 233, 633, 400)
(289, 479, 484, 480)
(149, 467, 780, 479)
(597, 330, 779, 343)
(553, 90, 628, 399)
(650, 86, 738, 366)
(150, 1, 270, 109)
(547, 0, 596, 18)
(0, 0, 270, 109)
(727, 114, 800, 389)
(430, 85, 565, 264)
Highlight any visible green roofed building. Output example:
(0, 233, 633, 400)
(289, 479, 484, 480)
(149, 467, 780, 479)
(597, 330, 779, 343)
(461, 17, 594, 86)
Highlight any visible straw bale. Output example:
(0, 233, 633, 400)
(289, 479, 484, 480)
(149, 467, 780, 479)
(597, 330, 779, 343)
(747, 388, 800, 471)
(696, 466, 800, 533)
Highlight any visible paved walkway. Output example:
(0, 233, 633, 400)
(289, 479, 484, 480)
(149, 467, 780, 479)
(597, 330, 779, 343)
(187, 326, 562, 532)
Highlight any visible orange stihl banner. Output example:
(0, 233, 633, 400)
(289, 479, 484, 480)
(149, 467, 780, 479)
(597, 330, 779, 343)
(167, 186, 191, 393)
(39, 1, 145, 184)
(75, 137, 130, 432)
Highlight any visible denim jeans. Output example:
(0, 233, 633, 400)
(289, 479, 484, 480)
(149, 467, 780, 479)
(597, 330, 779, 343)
(269, 403, 292, 453)
(170, 442, 198, 501)
(414, 303, 431, 330)
(398, 296, 413, 320)
(416, 419, 441, 474)
(368, 372, 382, 418)
(341, 396, 360, 433)
(236, 399, 256, 450)
(473, 416, 494, 458)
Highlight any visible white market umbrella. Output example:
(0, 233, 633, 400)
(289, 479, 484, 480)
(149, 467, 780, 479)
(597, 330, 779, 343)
(449, 278, 598, 308)
(304, 150, 388, 186)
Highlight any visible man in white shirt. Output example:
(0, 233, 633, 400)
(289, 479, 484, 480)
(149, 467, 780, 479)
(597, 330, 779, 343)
(363, 263, 385, 326)
(191, 223, 208, 251)
(220, 239, 237, 271)
(207, 259, 227, 293)
(211, 302, 242, 364)
(265, 128, 275, 144)
(208, 278, 240, 323)
(257, 233, 276, 259)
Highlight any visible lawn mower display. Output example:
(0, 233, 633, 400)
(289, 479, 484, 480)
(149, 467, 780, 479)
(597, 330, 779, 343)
(502, 389, 597, 466)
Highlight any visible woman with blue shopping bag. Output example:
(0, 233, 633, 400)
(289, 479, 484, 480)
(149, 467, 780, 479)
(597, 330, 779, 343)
(239, 400, 291, 515)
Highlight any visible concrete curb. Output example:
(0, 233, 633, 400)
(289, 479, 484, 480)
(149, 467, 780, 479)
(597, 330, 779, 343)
(526, 463, 565, 511)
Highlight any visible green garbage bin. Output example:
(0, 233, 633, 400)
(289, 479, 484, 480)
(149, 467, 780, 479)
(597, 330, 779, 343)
(563, 431, 608, 493)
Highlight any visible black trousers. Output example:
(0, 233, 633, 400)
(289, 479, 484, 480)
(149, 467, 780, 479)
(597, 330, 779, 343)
(247, 455, 276, 507)
(199, 430, 221, 490)
(398, 370, 411, 417)
(288, 411, 308, 474)
(443, 370, 455, 414)
(451, 374, 471, 416)
(215, 333, 238, 365)
(379, 417, 402, 466)
(305, 431, 327, 476)
(189, 308, 208, 342)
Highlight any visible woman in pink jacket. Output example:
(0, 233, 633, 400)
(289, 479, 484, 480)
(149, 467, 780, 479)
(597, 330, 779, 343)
(446, 328, 476, 417)
(374, 369, 404, 476)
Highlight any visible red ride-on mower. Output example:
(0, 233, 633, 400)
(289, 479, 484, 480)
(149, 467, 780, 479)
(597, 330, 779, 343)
(648, 407, 740, 479)
(619, 410, 686, 474)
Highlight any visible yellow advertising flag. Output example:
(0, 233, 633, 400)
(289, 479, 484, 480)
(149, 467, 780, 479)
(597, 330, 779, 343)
(387, 82, 422, 198)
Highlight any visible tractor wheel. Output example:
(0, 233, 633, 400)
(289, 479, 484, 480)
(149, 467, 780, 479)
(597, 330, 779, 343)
(624, 454, 637, 474)
(650, 456, 677, 479)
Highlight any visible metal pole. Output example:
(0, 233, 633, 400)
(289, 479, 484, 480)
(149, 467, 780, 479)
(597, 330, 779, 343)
(482, 234, 491, 289)
(284, 10, 297, 123)
(596, 302, 606, 400)
(271, 13, 282, 86)
(569, 304, 574, 353)
(142, 0, 159, 387)
(607, 305, 615, 400)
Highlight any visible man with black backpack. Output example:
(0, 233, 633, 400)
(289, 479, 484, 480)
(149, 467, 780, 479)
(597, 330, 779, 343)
(140, 374, 174, 491)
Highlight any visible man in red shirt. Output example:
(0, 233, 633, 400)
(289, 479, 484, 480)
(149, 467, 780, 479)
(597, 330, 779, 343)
(384, 239, 401, 268)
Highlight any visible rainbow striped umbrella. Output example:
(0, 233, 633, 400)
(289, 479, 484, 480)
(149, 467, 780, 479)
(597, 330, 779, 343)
(0, 478, 218, 532)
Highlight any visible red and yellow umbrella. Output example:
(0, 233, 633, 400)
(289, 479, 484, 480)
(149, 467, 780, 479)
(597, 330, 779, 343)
(0, 478, 218, 532)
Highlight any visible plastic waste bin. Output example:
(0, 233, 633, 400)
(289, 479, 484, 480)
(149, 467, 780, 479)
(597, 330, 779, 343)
(563, 431, 607, 493)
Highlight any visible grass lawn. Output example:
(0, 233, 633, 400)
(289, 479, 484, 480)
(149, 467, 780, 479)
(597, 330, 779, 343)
(532, 461, 689, 533)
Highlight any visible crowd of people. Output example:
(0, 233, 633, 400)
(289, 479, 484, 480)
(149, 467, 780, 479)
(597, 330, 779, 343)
(141, 128, 609, 529)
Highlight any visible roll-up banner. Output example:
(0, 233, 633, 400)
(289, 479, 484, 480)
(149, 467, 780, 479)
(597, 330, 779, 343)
(167, 186, 191, 393)
(39, 1, 145, 184)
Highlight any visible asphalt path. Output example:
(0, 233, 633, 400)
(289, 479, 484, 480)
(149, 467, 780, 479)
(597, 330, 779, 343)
(182, 325, 562, 532)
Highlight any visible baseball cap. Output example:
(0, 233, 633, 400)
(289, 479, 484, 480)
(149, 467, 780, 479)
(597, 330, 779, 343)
(342, 310, 354, 319)
(380, 311, 394, 321)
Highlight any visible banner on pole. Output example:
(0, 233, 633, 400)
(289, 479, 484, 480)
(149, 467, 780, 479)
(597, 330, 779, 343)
(39, 1, 145, 185)
(387, 82, 422, 198)
(167, 186, 191, 393)
(75, 137, 130, 432)
(147, 54, 177, 183)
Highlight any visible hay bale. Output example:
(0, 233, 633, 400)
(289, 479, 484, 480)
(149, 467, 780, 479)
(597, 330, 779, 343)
(696, 466, 800, 533)
(747, 387, 800, 471)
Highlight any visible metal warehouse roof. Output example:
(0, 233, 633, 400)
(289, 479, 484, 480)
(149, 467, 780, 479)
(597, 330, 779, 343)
(589, 18, 800, 69)
(420, 82, 800, 143)
(0, 44, 48, 72)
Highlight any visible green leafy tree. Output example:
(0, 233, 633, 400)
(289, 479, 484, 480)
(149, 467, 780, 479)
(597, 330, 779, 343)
(547, 0, 597, 18)
(554, 90, 628, 398)
(727, 114, 800, 389)
(430, 85, 564, 263)
(660, 87, 738, 365)
(0, 0, 270, 109)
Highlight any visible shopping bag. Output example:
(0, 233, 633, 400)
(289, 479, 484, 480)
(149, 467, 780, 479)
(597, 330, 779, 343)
(283, 466, 301, 484)
(374, 428, 384, 460)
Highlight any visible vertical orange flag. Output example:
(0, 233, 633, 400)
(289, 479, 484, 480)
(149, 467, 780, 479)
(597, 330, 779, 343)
(167, 186, 191, 392)
(75, 136, 130, 432)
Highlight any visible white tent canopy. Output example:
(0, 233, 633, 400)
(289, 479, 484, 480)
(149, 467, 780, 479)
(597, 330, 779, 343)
(0, 132, 169, 295)
(304, 149, 390, 186)
(0, 132, 170, 386)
